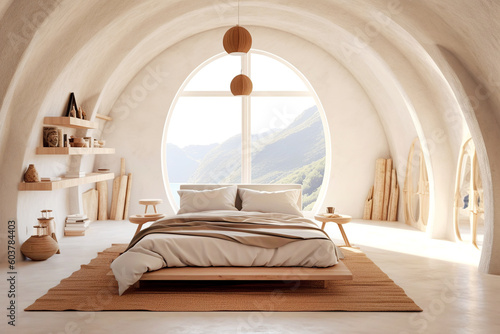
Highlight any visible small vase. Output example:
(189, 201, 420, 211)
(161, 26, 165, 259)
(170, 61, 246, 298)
(24, 164, 40, 182)
(20, 235, 58, 261)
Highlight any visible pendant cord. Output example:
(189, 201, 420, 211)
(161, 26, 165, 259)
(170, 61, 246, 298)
(238, 0, 240, 26)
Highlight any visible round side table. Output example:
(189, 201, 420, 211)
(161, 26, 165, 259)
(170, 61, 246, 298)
(129, 214, 165, 236)
(314, 214, 353, 247)
(138, 199, 162, 214)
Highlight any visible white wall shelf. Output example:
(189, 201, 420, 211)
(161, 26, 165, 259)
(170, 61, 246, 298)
(43, 116, 98, 129)
(19, 172, 114, 191)
(36, 147, 115, 155)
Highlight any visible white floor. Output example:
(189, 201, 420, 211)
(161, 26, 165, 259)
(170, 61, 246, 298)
(2, 218, 500, 334)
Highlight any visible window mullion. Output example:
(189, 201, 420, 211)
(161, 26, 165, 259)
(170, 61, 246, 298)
(242, 96, 251, 183)
(241, 53, 251, 183)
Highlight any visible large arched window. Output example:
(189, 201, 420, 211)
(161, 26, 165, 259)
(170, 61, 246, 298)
(164, 50, 328, 211)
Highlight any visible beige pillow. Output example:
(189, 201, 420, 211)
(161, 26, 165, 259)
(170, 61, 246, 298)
(177, 186, 238, 214)
(238, 188, 303, 216)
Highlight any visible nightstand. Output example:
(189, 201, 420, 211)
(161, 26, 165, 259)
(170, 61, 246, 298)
(314, 214, 353, 247)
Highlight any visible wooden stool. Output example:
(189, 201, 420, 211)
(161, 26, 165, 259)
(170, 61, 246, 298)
(314, 214, 353, 247)
(138, 199, 162, 214)
(129, 214, 165, 236)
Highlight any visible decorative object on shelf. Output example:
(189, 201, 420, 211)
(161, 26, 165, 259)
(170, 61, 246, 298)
(230, 74, 253, 96)
(57, 128, 63, 147)
(327, 206, 335, 214)
(97, 168, 110, 173)
(65, 92, 78, 118)
(70, 136, 86, 147)
(37, 210, 60, 254)
(403, 138, 429, 231)
(23, 164, 40, 182)
(43, 126, 59, 147)
(64, 171, 86, 178)
(222, 0, 252, 55)
(84, 136, 93, 148)
(41, 176, 62, 182)
(363, 158, 399, 221)
(453, 137, 483, 248)
(20, 226, 59, 261)
(77, 106, 87, 120)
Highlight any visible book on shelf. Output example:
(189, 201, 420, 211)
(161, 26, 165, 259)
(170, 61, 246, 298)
(64, 171, 86, 178)
(41, 177, 62, 182)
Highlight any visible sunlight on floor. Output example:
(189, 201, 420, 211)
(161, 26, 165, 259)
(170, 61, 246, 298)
(323, 219, 482, 267)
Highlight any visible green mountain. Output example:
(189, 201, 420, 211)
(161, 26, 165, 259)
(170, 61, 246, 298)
(166, 106, 326, 209)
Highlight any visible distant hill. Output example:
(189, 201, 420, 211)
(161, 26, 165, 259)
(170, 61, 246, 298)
(166, 143, 217, 183)
(166, 105, 326, 209)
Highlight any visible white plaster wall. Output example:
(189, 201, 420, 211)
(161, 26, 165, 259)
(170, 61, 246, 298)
(95, 27, 390, 218)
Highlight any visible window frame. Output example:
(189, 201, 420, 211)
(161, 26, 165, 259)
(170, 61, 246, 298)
(162, 49, 330, 212)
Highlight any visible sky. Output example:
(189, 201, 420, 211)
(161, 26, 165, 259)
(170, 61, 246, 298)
(166, 53, 317, 148)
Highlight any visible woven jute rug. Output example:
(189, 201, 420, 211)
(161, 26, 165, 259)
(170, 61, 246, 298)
(26, 244, 421, 312)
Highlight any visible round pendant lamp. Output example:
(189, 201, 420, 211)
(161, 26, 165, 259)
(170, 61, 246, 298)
(223, 25, 252, 55)
(230, 74, 253, 96)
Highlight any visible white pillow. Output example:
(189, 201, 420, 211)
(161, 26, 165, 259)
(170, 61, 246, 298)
(177, 186, 238, 214)
(238, 188, 303, 216)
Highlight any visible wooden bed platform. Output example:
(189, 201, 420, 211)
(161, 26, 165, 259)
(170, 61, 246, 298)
(109, 261, 352, 289)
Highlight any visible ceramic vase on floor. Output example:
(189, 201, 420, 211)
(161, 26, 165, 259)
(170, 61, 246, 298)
(21, 226, 58, 261)
(21, 235, 58, 261)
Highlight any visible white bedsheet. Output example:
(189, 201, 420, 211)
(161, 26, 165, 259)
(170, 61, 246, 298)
(111, 211, 340, 295)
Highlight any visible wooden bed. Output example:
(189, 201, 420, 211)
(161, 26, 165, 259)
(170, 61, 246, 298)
(135, 262, 352, 288)
(114, 184, 353, 289)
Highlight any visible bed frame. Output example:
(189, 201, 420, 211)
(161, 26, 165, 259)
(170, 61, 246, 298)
(121, 184, 353, 288)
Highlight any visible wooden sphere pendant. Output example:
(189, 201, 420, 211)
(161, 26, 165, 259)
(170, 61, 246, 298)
(230, 74, 253, 96)
(223, 25, 252, 55)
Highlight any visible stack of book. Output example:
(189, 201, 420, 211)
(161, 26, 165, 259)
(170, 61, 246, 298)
(64, 171, 86, 178)
(64, 214, 90, 236)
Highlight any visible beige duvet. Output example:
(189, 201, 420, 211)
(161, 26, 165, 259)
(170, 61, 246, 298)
(111, 210, 340, 295)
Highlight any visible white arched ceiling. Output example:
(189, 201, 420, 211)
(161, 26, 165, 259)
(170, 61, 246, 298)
(0, 0, 499, 274)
